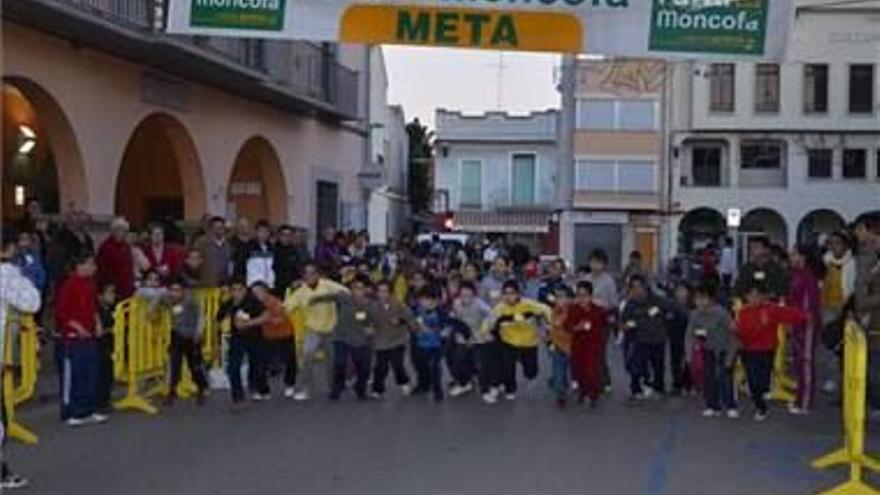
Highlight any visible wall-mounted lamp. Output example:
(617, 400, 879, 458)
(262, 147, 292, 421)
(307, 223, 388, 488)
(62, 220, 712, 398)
(18, 124, 36, 155)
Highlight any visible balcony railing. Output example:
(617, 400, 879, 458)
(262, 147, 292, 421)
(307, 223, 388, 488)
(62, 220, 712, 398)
(39, 0, 359, 118)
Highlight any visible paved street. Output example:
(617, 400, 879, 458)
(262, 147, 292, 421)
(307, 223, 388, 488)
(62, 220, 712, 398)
(8, 354, 861, 495)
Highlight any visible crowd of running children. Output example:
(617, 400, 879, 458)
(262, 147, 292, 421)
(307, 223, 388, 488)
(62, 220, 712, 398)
(2, 206, 880, 489)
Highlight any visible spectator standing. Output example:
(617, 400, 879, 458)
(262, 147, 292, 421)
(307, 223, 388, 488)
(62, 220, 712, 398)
(96, 217, 135, 299)
(194, 216, 232, 288)
(1, 228, 41, 489)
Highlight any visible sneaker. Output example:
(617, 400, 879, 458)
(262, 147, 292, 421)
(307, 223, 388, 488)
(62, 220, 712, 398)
(603, 385, 612, 394)
(283, 387, 296, 399)
(369, 391, 384, 401)
(449, 383, 474, 398)
(787, 404, 808, 415)
(482, 389, 499, 405)
(726, 409, 740, 419)
(0, 473, 29, 490)
(91, 413, 109, 424)
(821, 380, 837, 395)
(293, 391, 310, 402)
(400, 384, 413, 396)
(505, 393, 517, 401)
(702, 408, 721, 418)
(754, 410, 768, 422)
(66, 416, 90, 427)
(251, 393, 270, 402)
(642, 388, 655, 399)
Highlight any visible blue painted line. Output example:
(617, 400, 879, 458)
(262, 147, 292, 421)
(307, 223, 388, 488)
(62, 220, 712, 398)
(642, 414, 680, 495)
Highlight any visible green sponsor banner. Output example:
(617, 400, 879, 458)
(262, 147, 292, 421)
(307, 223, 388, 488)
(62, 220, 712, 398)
(191, 0, 286, 31)
(649, 0, 769, 55)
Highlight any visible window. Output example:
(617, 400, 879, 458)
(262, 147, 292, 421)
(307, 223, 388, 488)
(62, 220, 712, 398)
(741, 141, 783, 169)
(459, 160, 482, 207)
(316, 181, 339, 232)
(804, 64, 828, 113)
(709, 63, 735, 112)
(850, 65, 875, 114)
(511, 154, 537, 205)
(692, 147, 722, 186)
(755, 64, 780, 113)
(617, 161, 656, 192)
(843, 149, 867, 179)
(807, 149, 833, 179)
(576, 160, 616, 192)
(618, 101, 657, 130)
(576, 99, 657, 130)
(576, 159, 656, 193)
(577, 100, 615, 129)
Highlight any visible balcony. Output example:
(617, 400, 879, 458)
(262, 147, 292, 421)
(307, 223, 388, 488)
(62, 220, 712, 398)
(3, 0, 360, 120)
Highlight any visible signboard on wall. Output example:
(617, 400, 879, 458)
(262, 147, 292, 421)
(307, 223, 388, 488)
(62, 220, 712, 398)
(167, 0, 795, 58)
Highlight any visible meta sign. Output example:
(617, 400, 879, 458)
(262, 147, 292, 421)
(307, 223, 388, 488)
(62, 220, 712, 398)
(167, 0, 795, 58)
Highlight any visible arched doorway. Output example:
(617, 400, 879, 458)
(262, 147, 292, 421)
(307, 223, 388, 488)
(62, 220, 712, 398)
(741, 208, 788, 247)
(678, 207, 726, 254)
(115, 113, 205, 227)
(226, 136, 287, 223)
(1, 78, 86, 222)
(797, 209, 845, 245)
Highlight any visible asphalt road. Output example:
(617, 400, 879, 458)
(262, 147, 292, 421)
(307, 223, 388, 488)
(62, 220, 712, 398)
(7, 353, 866, 495)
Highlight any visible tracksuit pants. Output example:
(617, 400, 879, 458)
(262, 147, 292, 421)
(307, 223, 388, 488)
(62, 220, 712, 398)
(572, 332, 605, 402)
(551, 349, 570, 401)
(475, 342, 501, 393)
(372, 345, 410, 394)
(331, 342, 371, 400)
(630, 342, 665, 396)
(412, 345, 444, 400)
(445, 341, 474, 387)
(96, 333, 114, 409)
(262, 336, 298, 391)
(499, 343, 538, 394)
(168, 333, 208, 396)
(227, 332, 266, 403)
(60, 339, 98, 420)
(792, 324, 816, 411)
(742, 350, 775, 414)
(702, 350, 736, 411)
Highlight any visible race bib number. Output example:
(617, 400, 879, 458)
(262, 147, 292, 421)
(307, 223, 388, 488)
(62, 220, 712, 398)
(490, 290, 501, 299)
(355, 311, 367, 322)
(626, 320, 637, 329)
(546, 293, 556, 303)
(694, 328, 707, 338)
(648, 306, 660, 317)
(235, 310, 250, 321)
(172, 305, 184, 315)
(754, 271, 766, 281)
(514, 313, 525, 322)
(583, 321, 592, 331)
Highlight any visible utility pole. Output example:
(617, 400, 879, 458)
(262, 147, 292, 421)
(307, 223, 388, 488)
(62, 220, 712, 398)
(556, 54, 576, 262)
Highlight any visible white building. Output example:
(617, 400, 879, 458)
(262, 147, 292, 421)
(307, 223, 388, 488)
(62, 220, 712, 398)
(668, 1, 880, 259)
(433, 109, 559, 253)
(361, 47, 410, 243)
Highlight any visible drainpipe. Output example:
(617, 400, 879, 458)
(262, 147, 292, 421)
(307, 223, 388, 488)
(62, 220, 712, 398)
(556, 54, 576, 264)
(362, 44, 372, 232)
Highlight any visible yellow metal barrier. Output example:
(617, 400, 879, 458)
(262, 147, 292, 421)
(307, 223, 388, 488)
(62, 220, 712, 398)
(112, 297, 170, 414)
(812, 320, 880, 495)
(2, 314, 39, 444)
(769, 324, 796, 403)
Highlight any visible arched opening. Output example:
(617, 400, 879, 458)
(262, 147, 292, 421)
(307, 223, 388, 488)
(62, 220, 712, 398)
(1, 78, 87, 222)
(226, 136, 287, 223)
(797, 209, 845, 245)
(741, 208, 788, 247)
(678, 207, 726, 255)
(115, 113, 206, 227)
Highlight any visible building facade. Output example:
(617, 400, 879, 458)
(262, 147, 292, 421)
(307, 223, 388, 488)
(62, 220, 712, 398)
(433, 109, 559, 253)
(668, 2, 880, 261)
(1, 0, 370, 240)
(362, 48, 410, 244)
(559, 59, 669, 273)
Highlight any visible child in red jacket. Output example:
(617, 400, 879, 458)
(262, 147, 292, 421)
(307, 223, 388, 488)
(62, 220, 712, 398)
(736, 282, 807, 421)
(565, 281, 607, 406)
(55, 253, 107, 426)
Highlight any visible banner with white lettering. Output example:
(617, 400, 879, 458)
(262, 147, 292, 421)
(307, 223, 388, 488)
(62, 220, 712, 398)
(166, 0, 795, 58)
